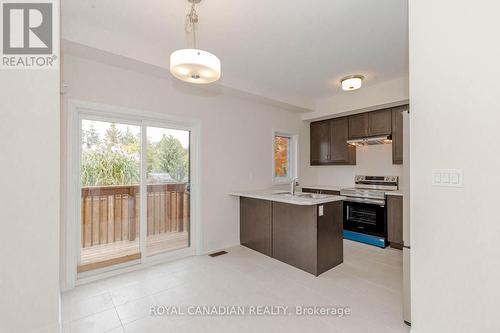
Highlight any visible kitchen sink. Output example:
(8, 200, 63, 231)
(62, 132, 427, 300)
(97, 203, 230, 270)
(274, 192, 294, 197)
(295, 193, 330, 199)
(274, 192, 330, 199)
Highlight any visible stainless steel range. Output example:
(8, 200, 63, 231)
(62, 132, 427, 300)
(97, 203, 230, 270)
(340, 176, 398, 247)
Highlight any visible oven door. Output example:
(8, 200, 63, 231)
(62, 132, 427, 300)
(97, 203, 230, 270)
(343, 200, 386, 237)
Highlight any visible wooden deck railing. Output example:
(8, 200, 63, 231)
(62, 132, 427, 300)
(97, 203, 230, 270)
(81, 183, 189, 248)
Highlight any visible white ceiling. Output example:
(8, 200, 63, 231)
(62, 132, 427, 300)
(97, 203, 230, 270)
(62, 0, 408, 110)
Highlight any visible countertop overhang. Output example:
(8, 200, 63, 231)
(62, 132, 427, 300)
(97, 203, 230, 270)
(230, 189, 345, 206)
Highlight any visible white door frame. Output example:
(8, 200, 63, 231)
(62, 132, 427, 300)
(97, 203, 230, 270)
(64, 99, 203, 289)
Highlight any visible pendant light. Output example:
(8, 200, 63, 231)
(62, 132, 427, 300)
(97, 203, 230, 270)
(170, 0, 221, 84)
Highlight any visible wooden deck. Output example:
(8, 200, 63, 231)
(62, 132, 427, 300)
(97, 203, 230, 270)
(78, 231, 189, 273)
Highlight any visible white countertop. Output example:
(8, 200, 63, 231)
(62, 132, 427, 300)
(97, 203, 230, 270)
(302, 185, 404, 197)
(230, 189, 345, 206)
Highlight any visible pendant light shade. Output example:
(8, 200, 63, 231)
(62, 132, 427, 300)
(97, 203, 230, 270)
(170, 48, 221, 84)
(170, 0, 221, 84)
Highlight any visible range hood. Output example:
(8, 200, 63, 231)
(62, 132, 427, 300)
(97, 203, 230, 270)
(347, 135, 392, 146)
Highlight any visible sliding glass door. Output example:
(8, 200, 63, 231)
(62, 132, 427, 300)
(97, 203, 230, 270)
(78, 120, 142, 273)
(77, 118, 191, 274)
(145, 126, 190, 257)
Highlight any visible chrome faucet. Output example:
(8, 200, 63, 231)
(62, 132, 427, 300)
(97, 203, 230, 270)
(290, 178, 299, 196)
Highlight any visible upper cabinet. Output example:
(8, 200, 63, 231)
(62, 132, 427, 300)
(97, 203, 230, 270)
(368, 109, 392, 136)
(391, 106, 406, 165)
(310, 117, 355, 166)
(348, 109, 392, 139)
(310, 120, 330, 164)
(310, 105, 408, 166)
(330, 117, 356, 164)
(347, 113, 369, 139)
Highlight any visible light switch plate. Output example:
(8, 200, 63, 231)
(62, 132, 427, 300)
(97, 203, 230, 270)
(432, 169, 463, 187)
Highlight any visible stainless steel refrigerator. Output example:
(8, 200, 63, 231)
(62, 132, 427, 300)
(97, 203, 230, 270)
(402, 110, 411, 325)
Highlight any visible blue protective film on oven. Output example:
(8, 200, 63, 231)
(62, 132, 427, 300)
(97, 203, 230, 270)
(343, 230, 387, 248)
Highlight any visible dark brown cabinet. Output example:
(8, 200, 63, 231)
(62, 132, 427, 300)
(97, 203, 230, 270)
(310, 117, 355, 166)
(239, 197, 344, 276)
(348, 113, 369, 139)
(240, 197, 272, 256)
(369, 109, 392, 136)
(348, 109, 392, 139)
(310, 104, 408, 166)
(330, 118, 356, 164)
(391, 106, 406, 164)
(310, 121, 330, 164)
(387, 195, 403, 249)
(272, 201, 343, 276)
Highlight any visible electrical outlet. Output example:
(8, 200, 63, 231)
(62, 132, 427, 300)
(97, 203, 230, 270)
(432, 169, 463, 187)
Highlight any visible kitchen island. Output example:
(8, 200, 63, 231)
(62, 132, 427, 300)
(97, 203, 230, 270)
(231, 190, 345, 276)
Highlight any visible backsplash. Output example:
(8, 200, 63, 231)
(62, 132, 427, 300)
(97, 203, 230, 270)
(314, 143, 404, 190)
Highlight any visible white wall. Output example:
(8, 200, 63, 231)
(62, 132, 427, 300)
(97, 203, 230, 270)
(303, 77, 409, 121)
(409, 1, 500, 332)
(0, 65, 60, 331)
(61, 52, 304, 273)
(312, 144, 403, 189)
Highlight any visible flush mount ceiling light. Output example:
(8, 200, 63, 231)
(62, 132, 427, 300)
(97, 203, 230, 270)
(341, 75, 364, 91)
(170, 0, 221, 84)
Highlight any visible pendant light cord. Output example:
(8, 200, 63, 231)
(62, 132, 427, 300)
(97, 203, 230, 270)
(186, 3, 199, 49)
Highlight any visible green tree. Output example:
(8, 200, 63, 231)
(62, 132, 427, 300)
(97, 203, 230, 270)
(81, 149, 139, 186)
(104, 123, 121, 149)
(152, 134, 189, 182)
(81, 123, 188, 186)
(82, 123, 140, 186)
(82, 124, 100, 148)
(122, 127, 140, 155)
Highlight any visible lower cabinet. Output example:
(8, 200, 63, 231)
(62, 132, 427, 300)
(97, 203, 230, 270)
(240, 197, 343, 276)
(240, 197, 272, 256)
(316, 201, 344, 274)
(272, 203, 317, 274)
(272, 201, 343, 276)
(387, 195, 403, 249)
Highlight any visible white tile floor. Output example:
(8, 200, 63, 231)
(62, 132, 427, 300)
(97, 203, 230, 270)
(62, 240, 410, 333)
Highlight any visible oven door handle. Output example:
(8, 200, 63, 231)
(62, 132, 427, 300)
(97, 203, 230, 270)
(343, 197, 385, 207)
